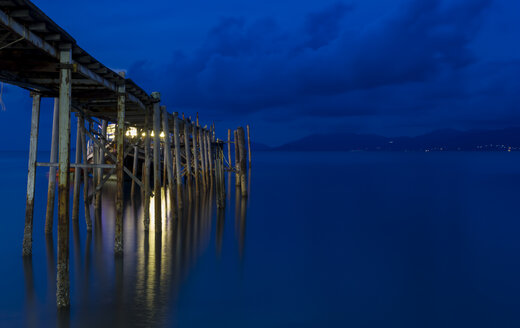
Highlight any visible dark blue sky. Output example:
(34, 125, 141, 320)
(1, 0, 519, 148)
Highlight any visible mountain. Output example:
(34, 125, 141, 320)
(273, 127, 520, 151)
(250, 141, 272, 151)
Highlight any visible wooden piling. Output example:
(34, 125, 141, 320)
(161, 106, 175, 217)
(199, 127, 207, 187)
(143, 105, 152, 231)
(184, 121, 193, 184)
(94, 121, 107, 220)
(152, 95, 162, 224)
(79, 115, 92, 232)
(216, 143, 226, 208)
(92, 142, 98, 200)
(173, 113, 183, 208)
(206, 130, 213, 180)
(44, 98, 59, 234)
(192, 124, 199, 187)
(247, 124, 252, 168)
(72, 117, 81, 222)
(22, 93, 41, 256)
(114, 77, 126, 256)
(227, 129, 231, 168)
(131, 145, 138, 199)
(237, 127, 247, 197)
(234, 130, 240, 186)
(141, 163, 146, 200)
(163, 145, 167, 187)
(56, 47, 72, 309)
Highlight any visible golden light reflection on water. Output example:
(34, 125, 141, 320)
(22, 172, 250, 327)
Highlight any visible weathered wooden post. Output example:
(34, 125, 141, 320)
(173, 112, 183, 208)
(79, 115, 92, 232)
(72, 117, 81, 222)
(56, 47, 72, 308)
(247, 124, 252, 168)
(143, 104, 154, 231)
(216, 142, 226, 208)
(215, 142, 221, 207)
(152, 92, 162, 225)
(206, 130, 213, 180)
(237, 127, 247, 197)
(234, 130, 240, 186)
(94, 121, 107, 221)
(141, 163, 146, 200)
(22, 93, 41, 256)
(163, 145, 167, 187)
(227, 129, 231, 168)
(45, 98, 59, 234)
(131, 145, 138, 199)
(184, 121, 192, 184)
(161, 106, 175, 218)
(114, 74, 126, 256)
(227, 130, 231, 201)
(192, 124, 199, 187)
(92, 141, 99, 221)
(199, 127, 207, 187)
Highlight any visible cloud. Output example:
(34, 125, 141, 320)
(129, 0, 504, 129)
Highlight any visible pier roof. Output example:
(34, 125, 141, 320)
(0, 0, 154, 125)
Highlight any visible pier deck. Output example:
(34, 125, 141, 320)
(0, 0, 251, 309)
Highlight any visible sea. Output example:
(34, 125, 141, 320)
(1, 150, 520, 327)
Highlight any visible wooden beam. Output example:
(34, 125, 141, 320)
(10, 9, 30, 18)
(44, 33, 61, 41)
(29, 22, 47, 32)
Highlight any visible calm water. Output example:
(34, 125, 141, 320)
(1, 151, 520, 327)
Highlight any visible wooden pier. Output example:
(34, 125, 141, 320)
(0, 0, 252, 309)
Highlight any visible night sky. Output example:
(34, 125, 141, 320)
(1, 0, 519, 149)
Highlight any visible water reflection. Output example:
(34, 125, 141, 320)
(23, 257, 37, 328)
(21, 176, 249, 327)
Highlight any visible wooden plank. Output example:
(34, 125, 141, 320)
(37, 162, 115, 168)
